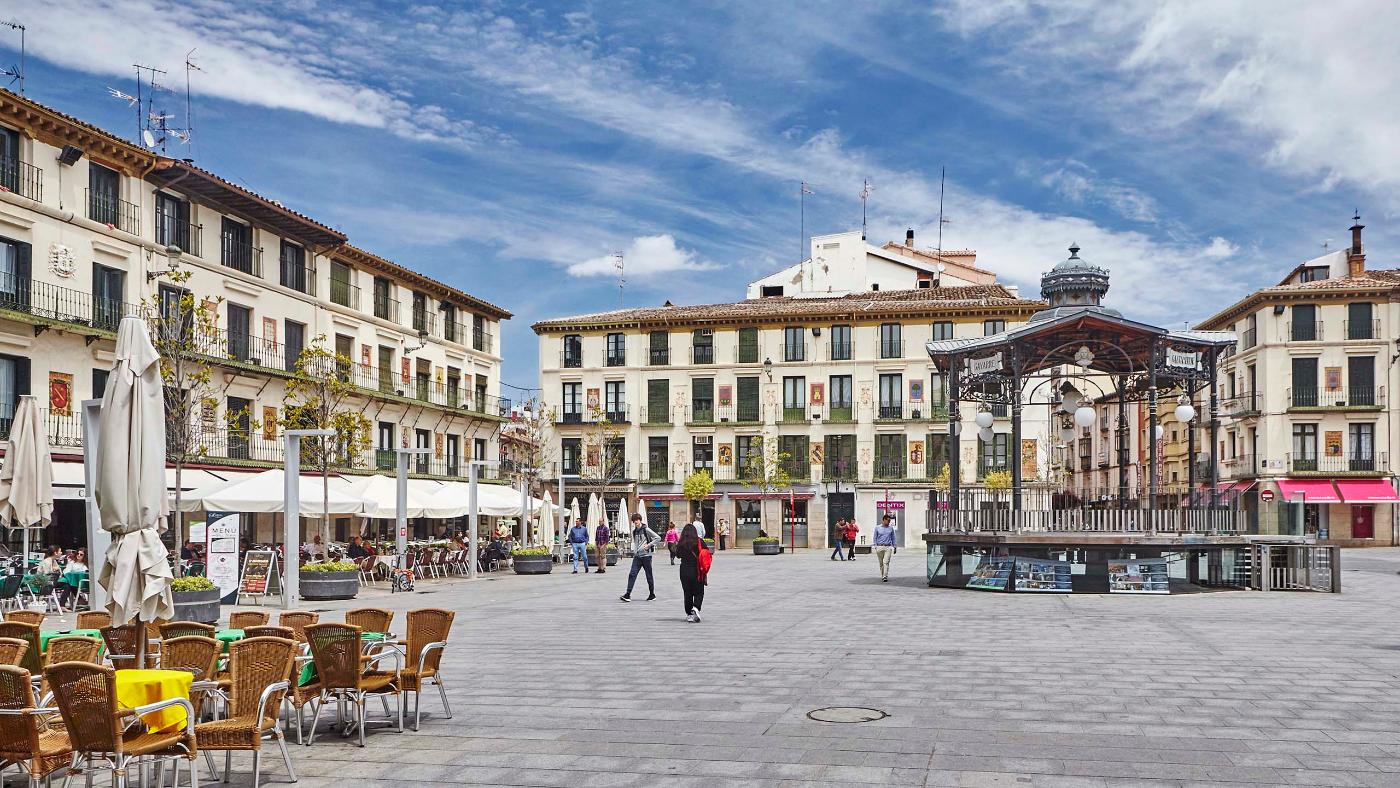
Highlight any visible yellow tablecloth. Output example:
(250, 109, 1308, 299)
(114, 669, 191, 733)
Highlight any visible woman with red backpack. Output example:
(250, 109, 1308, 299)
(675, 523, 711, 623)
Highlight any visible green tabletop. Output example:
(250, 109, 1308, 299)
(297, 632, 387, 685)
(40, 628, 104, 652)
(59, 570, 88, 588)
(215, 629, 244, 653)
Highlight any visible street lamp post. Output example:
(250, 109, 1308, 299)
(283, 428, 335, 609)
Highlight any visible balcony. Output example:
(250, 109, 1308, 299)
(873, 401, 949, 422)
(189, 325, 291, 371)
(220, 232, 262, 277)
(327, 359, 511, 417)
(1223, 453, 1260, 478)
(977, 458, 1012, 480)
(0, 407, 83, 450)
(188, 426, 284, 465)
(780, 456, 812, 481)
(825, 403, 856, 423)
(605, 348, 628, 367)
(1344, 319, 1380, 341)
(692, 345, 714, 364)
(0, 156, 42, 201)
(86, 189, 140, 234)
(1286, 321, 1323, 342)
(1287, 452, 1387, 475)
(156, 219, 203, 258)
(411, 308, 435, 336)
(778, 403, 810, 424)
(648, 347, 669, 365)
(639, 406, 672, 426)
(472, 327, 494, 354)
(1222, 393, 1259, 418)
(829, 341, 852, 361)
(560, 349, 583, 369)
(329, 279, 360, 309)
(687, 404, 715, 425)
(823, 458, 857, 482)
(1241, 326, 1257, 350)
(782, 342, 805, 362)
(373, 296, 401, 323)
(0, 275, 145, 335)
(714, 402, 762, 424)
(873, 459, 908, 481)
(558, 410, 583, 425)
(1287, 386, 1383, 410)
(279, 262, 315, 296)
(879, 339, 904, 359)
(640, 464, 671, 483)
(736, 342, 760, 364)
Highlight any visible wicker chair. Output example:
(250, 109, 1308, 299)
(159, 621, 216, 641)
(243, 626, 293, 641)
(76, 611, 111, 630)
(303, 623, 401, 746)
(0, 623, 42, 678)
(160, 636, 221, 720)
(0, 665, 70, 785)
(276, 612, 318, 643)
(0, 638, 27, 667)
(99, 624, 140, 670)
(194, 637, 296, 788)
(228, 611, 269, 630)
(344, 608, 393, 636)
(45, 661, 199, 788)
(398, 608, 455, 730)
(4, 611, 45, 628)
(45, 636, 102, 666)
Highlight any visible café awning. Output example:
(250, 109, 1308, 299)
(1335, 479, 1400, 503)
(1276, 479, 1342, 504)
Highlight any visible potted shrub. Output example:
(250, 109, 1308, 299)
(299, 560, 360, 601)
(751, 536, 782, 556)
(585, 544, 621, 567)
(171, 576, 221, 624)
(511, 546, 554, 575)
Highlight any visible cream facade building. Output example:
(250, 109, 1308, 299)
(535, 232, 1052, 549)
(0, 89, 511, 547)
(1200, 221, 1398, 545)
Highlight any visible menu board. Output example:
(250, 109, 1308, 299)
(1013, 557, 1072, 592)
(205, 512, 241, 603)
(1108, 558, 1170, 594)
(238, 549, 280, 600)
(966, 557, 1014, 591)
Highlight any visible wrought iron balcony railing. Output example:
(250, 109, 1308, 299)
(0, 156, 41, 201)
(86, 189, 140, 234)
(1287, 386, 1383, 409)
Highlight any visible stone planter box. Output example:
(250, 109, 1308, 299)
(299, 570, 359, 601)
(171, 589, 221, 624)
(512, 555, 554, 575)
(585, 549, 620, 567)
(752, 542, 782, 555)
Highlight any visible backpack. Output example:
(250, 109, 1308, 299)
(697, 541, 713, 584)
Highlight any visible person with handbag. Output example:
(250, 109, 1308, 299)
(620, 513, 660, 602)
(675, 524, 709, 622)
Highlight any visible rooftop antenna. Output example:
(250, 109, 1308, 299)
(0, 20, 23, 94)
(183, 49, 203, 157)
(800, 180, 813, 286)
(131, 64, 167, 148)
(613, 251, 625, 308)
(859, 179, 873, 240)
(936, 166, 951, 262)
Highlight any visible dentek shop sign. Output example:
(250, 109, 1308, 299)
(876, 500, 906, 510)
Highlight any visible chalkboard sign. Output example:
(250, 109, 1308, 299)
(238, 550, 280, 602)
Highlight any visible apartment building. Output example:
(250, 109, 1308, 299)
(535, 231, 1050, 549)
(1200, 220, 1398, 545)
(0, 88, 510, 546)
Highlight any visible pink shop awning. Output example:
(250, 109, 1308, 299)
(1276, 479, 1342, 504)
(1335, 479, 1400, 503)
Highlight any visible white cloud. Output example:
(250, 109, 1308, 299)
(568, 234, 716, 278)
(1203, 237, 1238, 259)
(1041, 161, 1159, 223)
(9, 0, 496, 146)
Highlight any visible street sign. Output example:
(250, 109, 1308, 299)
(1260, 489, 1275, 503)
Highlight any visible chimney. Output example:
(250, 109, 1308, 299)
(905, 228, 914, 247)
(1349, 213, 1365, 277)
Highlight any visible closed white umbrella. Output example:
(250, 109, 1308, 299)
(0, 395, 53, 561)
(587, 493, 602, 529)
(96, 316, 174, 626)
(616, 497, 630, 537)
(569, 497, 581, 533)
(536, 491, 554, 548)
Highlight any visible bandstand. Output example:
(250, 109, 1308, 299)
(923, 245, 1338, 593)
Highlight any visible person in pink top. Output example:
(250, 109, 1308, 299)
(664, 523, 680, 565)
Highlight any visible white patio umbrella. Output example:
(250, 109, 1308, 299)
(341, 474, 432, 519)
(536, 491, 554, 547)
(616, 497, 630, 537)
(569, 497, 581, 533)
(587, 492, 602, 529)
(96, 316, 174, 627)
(183, 468, 366, 514)
(0, 395, 53, 561)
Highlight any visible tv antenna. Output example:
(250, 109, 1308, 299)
(936, 166, 951, 263)
(800, 181, 814, 285)
(0, 19, 23, 94)
(613, 251, 625, 307)
(183, 49, 203, 156)
(859, 179, 873, 240)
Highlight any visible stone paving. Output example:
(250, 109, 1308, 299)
(215, 547, 1400, 787)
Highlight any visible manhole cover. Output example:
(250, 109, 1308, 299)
(806, 706, 888, 723)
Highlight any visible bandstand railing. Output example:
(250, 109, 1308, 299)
(925, 486, 1249, 535)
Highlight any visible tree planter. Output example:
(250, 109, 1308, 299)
(171, 589, 221, 624)
(585, 550, 620, 567)
(752, 542, 781, 555)
(512, 555, 554, 575)
(299, 571, 359, 601)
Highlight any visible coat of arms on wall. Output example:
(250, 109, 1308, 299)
(717, 443, 733, 466)
(909, 439, 924, 465)
(809, 383, 825, 406)
(48, 244, 75, 279)
(48, 372, 73, 416)
(262, 407, 278, 441)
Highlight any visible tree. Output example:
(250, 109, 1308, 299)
(279, 337, 372, 545)
(739, 435, 792, 543)
(149, 270, 222, 557)
(931, 463, 951, 492)
(682, 469, 714, 525)
(505, 397, 557, 544)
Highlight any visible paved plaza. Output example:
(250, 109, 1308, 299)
(233, 548, 1400, 787)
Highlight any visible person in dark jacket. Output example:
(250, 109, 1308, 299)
(675, 524, 705, 623)
(567, 520, 591, 573)
(594, 520, 611, 574)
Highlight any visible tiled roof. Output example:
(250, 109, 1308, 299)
(1197, 268, 1400, 329)
(533, 285, 1044, 331)
(877, 242, 992, 275)
(336, 244, 512, 319)
(1268, 269, 1400, 291)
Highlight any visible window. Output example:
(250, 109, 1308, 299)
(1244, 313, 1258, 349)
(737, 327, 759, 363)
(446, 367, 460, 407)
(692, 436, 713, 471)
(561, 383, 582, 423)
(227, 397, 252, 460)
(736, 376, 760, 421)
(878, 373, 902, 418)
(829, 325, 851, 360)
(983, 319, 1005, 336)
(0, 127, 19, 194)
(1350, 423, 1375, 470)
(1349, 355, 1375, 406)
(333, 334, 353, 381)
(411, 292, 428, 333)
(377, 346, 394, 394)
(824, 435, 856, 480)
(927, 433, 950, 473)
(474, 438, 487, 462)
(606, 333, 626, 366)
(779, 435, 809, 478)
(829, 375, 853, 420)
(647, 437, 669, 480)
(646, 379, 669, 424)
(372, 277, 394, 321)
(562, 334, 583, 368)
(760, 285, 783, 297)
(440, 303, 458, 342)
(561, 438, 582, 474)
(0, 353, 31, 434)
(279, 241, 309, 293)
(284, 320, 305, 373)
(220, 218, 254, 274)
(783, 326, 805, 361)
(604, 381, 626, 422)
(692, 329, 714, 364)
(91, 262, 125, 331)
(445, 435, 460, 476)
(692, 378, 714, 422)
(875, 434, 906, 479)
(330, 261, 354, 307)
(879, 323, 902, 358)
(474, 376, 488, 414)
(978, 433, 1010, 477)
(155, 192, 192, 252)
(1291, 357, 1318, 407)
(91, 368, 109, 399)
(649, 331, 669, 365)
(415, 362, 430, 402)
(157, 283, 190, 343)
(1291, 304, 1318, 341)
(226, 304, 251, 362)
(472, 314, 488, 352)
(0, 237, 31, 310)
(931, 321, 953, 341)
(414, 429, 431, 473)
(88, 163, 123, 227)
(736, 435, 761, 473)
(782, 376, 806, 421)
(1348, 302, 1374, 340)
(1292, 423, 1318, 471)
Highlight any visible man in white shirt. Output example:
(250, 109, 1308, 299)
(691, 517, 707, 539)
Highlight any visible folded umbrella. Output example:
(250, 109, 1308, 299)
(0, 395, 53, 559)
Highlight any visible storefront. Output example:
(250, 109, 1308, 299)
(1274, 478, 1398, 543)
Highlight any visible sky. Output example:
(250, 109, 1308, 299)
(3, 0, 1398, 396)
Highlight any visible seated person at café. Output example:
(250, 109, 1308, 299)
(56, 552, 87, 608)
(36, 547, 63, 575)
(179, 540, 201, 561)
(346, 536, 370, 559)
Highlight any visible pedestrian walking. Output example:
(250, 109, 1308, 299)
(873, 514, 897, 581)
(567, 519, 591, 573)
(664, 523, 679, 565)
(675, 523, 709, 622)
(691, 515, 707, 540)
(830, 518, 847, 561)
(594, 518, 611, 574)
(844, 519, 860, 561)
(620, 513, 660, 602)
(717, 519, 730, 551)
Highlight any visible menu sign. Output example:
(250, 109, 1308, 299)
(205, 512, 241, 603)
(238, 549, 280, 600)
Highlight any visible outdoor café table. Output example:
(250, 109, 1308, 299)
(39, 628, 104, 652)
(59, 569, 88, 589)
(215, 629, 244, 652)
(114, 668, 192, 732)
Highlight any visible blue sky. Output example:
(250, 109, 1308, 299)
(4, 0, 1398, 393)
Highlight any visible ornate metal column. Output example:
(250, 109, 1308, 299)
(1010, 356, 1023, 515)
(1208, 350, 1221, 512)
(1147, 341, 1159, 533)
(947, 355, 961, 529)
(1116, 374, 1129, 508)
